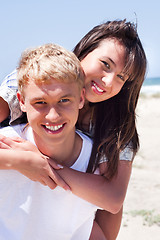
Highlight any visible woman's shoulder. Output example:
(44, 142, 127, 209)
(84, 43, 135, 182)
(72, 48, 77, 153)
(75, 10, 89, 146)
(0, 124, 26, 138)
(99, 143, 133, 164)
(1, 69, 17, 89)
(119, 144, 133, 161)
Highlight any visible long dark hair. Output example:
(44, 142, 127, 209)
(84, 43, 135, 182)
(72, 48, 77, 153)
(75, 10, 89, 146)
(74, 19, 147, 179)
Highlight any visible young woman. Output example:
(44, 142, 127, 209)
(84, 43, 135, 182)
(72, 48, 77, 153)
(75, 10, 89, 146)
(0, 19, 147, 239)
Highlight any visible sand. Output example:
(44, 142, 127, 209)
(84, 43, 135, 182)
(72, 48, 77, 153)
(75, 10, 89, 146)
(117, 96, 160, 239)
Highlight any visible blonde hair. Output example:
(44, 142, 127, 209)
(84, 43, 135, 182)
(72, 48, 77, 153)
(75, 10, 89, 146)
(17, 43, 84, 95)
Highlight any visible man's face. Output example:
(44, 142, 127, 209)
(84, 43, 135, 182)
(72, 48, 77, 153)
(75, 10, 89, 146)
(18, 79, 84, 147)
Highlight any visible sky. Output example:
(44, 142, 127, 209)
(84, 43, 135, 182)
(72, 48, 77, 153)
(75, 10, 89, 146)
(0, 0, 160, 83)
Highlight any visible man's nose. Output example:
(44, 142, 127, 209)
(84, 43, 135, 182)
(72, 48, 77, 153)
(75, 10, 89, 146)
(45, 107, 60, 121)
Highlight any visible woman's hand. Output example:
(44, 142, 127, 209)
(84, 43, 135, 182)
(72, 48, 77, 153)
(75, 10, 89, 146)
(0, 134, 39, 152)
(0, 134, 70, 191)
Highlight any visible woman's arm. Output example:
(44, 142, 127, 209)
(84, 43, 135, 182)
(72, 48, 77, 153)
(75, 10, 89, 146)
(56, 161, 128, 239)
(53, 160, 132, 213)
(0, 134, 131, 212)
(0, 135, 70, 191)
(0, 136, 126, 240)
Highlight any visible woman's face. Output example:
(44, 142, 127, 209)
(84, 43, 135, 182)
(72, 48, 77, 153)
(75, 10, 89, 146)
(80, 38, 128, 103)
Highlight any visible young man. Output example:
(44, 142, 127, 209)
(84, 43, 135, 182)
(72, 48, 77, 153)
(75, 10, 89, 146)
(0, 44, 101, 240)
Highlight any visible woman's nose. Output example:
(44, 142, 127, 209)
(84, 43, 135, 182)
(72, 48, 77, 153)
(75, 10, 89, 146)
(101, 74, 114, 88)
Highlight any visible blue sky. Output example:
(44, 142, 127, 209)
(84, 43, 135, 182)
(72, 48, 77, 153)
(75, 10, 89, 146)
(0, 0, 159, 83)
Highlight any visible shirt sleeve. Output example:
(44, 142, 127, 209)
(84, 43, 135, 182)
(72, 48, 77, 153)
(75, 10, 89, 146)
(119, 145, 133, 161)
(99, 144, 133, 164)
(0, 70, 23, 124)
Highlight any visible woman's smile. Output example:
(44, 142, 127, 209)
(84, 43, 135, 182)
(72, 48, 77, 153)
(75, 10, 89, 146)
(91, 81, 106, 95)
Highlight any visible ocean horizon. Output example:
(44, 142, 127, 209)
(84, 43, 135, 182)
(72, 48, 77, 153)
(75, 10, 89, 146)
(141, 77, 160, 96)
(0, 75, 160, 96)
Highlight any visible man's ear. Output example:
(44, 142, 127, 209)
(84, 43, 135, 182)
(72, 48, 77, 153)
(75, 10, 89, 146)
(79, 88, 85, 110)
(17, 91, 26, 112)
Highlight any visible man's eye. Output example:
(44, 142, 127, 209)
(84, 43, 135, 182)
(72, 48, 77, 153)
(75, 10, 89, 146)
(59, 99, 69, 103)
(101, 61, 110, 69)
(35, 101, 46, 105)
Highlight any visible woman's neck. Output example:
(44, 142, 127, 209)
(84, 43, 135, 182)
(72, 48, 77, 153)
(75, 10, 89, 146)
(78, 102, 95, 133)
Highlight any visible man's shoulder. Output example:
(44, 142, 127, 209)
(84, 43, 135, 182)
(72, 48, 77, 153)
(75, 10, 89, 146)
(76, 129, 93, 146)
(71, 130, 92, 171)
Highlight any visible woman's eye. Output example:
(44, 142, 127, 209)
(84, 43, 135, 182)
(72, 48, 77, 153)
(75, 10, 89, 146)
(101, 61, 110, 70)
(117, 74, 125, 81)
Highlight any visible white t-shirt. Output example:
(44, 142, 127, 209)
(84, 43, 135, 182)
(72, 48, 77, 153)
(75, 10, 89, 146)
(0, 125, 99, 240)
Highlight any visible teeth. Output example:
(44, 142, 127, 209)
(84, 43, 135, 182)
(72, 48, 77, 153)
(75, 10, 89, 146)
(93, 82, 103, 93)
(45, 124, 63, 131)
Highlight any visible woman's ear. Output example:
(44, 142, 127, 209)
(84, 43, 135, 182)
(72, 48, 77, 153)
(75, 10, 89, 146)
(79, 88, 85, 109)
(17, 91, 27, 112)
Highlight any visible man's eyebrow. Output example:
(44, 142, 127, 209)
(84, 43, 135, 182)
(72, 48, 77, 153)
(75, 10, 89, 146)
(31, 97, 45, 101)
(31, 93, 76, 102)
(60, 94, 75, 98)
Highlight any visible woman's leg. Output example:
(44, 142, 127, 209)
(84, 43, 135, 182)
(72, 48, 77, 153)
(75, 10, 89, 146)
(89, 220, 107, 240)
(95, 207, 123, 240)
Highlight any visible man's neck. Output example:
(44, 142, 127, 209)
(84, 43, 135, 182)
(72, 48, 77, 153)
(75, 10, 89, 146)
(33, 130, 82, 167)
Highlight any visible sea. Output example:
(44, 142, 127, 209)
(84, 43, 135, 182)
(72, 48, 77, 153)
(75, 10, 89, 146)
(141, 77, 160, 96)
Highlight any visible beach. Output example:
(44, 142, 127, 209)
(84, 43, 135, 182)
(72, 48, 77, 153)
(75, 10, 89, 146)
(117, 95, 160, 239)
